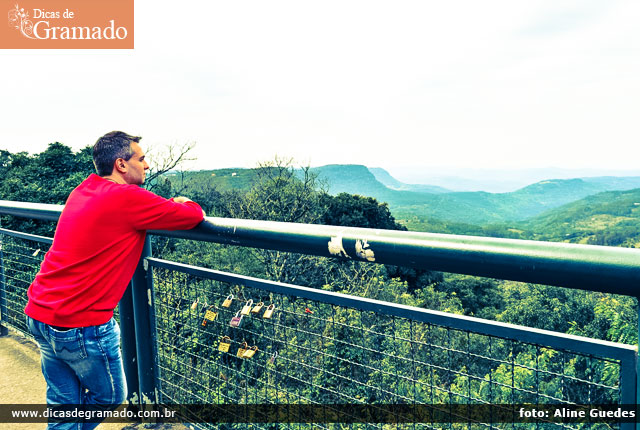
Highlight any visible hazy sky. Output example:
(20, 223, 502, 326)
(1, 1, 639, 175)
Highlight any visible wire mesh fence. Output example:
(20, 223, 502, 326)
(0, 228, 634, 429)
(0, 229, 51, 337)
(149, 259, 630, 430)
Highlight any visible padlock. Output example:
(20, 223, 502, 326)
(268, 352, 278, 364)
(237, 342, 249, 358)
(221, 294, 234, 308)
(263, 304, 276, 319)
(218, 336, 231, 352)
(190, 299, 199, 311)
(242, 346, 258, 359)
(241, 299, 254, 316)
(230, 311, 243, 327)
(251, 302, 264, 314)
(201, 308, 218, 327)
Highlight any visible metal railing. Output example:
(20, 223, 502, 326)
(1, 200, 639, 429)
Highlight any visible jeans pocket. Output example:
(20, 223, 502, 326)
(96, 319, 122, 361)
(49, 327, 88, 361)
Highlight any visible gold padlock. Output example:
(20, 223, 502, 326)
(221, 294, 234, 308)
(237, 342, 249, 358)
(242, 346, 258, 359)
(202, 308, 218, 326)
(263, 304, 276, 319)
(218, 336, 231, 352)
(241, 299, 254, 316)
(251, 302, 264, 314)
(190, 299, 199, 311)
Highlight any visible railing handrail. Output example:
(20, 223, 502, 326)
(2, 199, 640, 296)
(0, 200, 62, 221)
(0, 227, 53, 244)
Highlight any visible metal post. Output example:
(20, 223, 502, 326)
(0, 229, 8, 336)
(130, 237, 157, 407)
(118, 284, 139, 408)
(636, 300, 640, 430)
(145, 257, 161, 403)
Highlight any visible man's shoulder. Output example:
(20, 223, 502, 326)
(77, 175, 158, 196)
(67, 176, 162, 208)
(120, 183, 164, 200)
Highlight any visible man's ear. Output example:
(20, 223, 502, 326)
(114, 158, 127, 174)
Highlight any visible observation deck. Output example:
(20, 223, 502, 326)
(1, 199, 638, 429)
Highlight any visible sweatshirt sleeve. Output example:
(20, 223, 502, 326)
(124, 186, 205, 231)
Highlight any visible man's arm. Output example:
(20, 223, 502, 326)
(127, 188, 206, 231)
(173, 196, 207, 217)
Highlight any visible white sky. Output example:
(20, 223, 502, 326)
(1, 0, 639, 174)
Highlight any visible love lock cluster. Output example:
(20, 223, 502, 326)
(221, 295, 277, 327)
(193, 293, 280, 363)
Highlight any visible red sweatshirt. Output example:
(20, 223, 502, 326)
(25, 174, 204, 327)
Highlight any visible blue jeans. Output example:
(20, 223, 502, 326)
(26, 316, 127, 430)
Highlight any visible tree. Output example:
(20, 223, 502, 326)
(225, 157, 326, 224)
(143, 141, 196, 195)
(196, 158, 328, 284)
(433, 275, 504, 319)
(320, 193, 406, 231)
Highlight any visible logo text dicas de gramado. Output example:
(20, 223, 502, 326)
(9, 4, 128, 40)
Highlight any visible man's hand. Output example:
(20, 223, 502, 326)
(174, 196, 207, 217)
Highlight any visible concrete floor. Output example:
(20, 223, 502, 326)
(0, 330, 190, 430)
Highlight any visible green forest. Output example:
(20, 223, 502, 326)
(1, 142, 636, 346)
(1, 142, 637, 426)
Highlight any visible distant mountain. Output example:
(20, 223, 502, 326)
(411, 177, 640, 224)
(308, 165, 640, 223)
(176, 164, 640, 225)
(307, 165, 390, 196)
(369, 167, 450, 193)
(389, 167, 640, 192)
(522, 188, 640, 246)
(581, 176, 640, 189)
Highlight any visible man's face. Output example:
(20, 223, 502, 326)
(123, 142, 150, 185)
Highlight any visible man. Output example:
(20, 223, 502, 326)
(25, 131, 205, 429)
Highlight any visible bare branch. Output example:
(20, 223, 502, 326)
(144, 141, 196, 192)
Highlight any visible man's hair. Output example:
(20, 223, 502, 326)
(93, 131, 142, 176)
